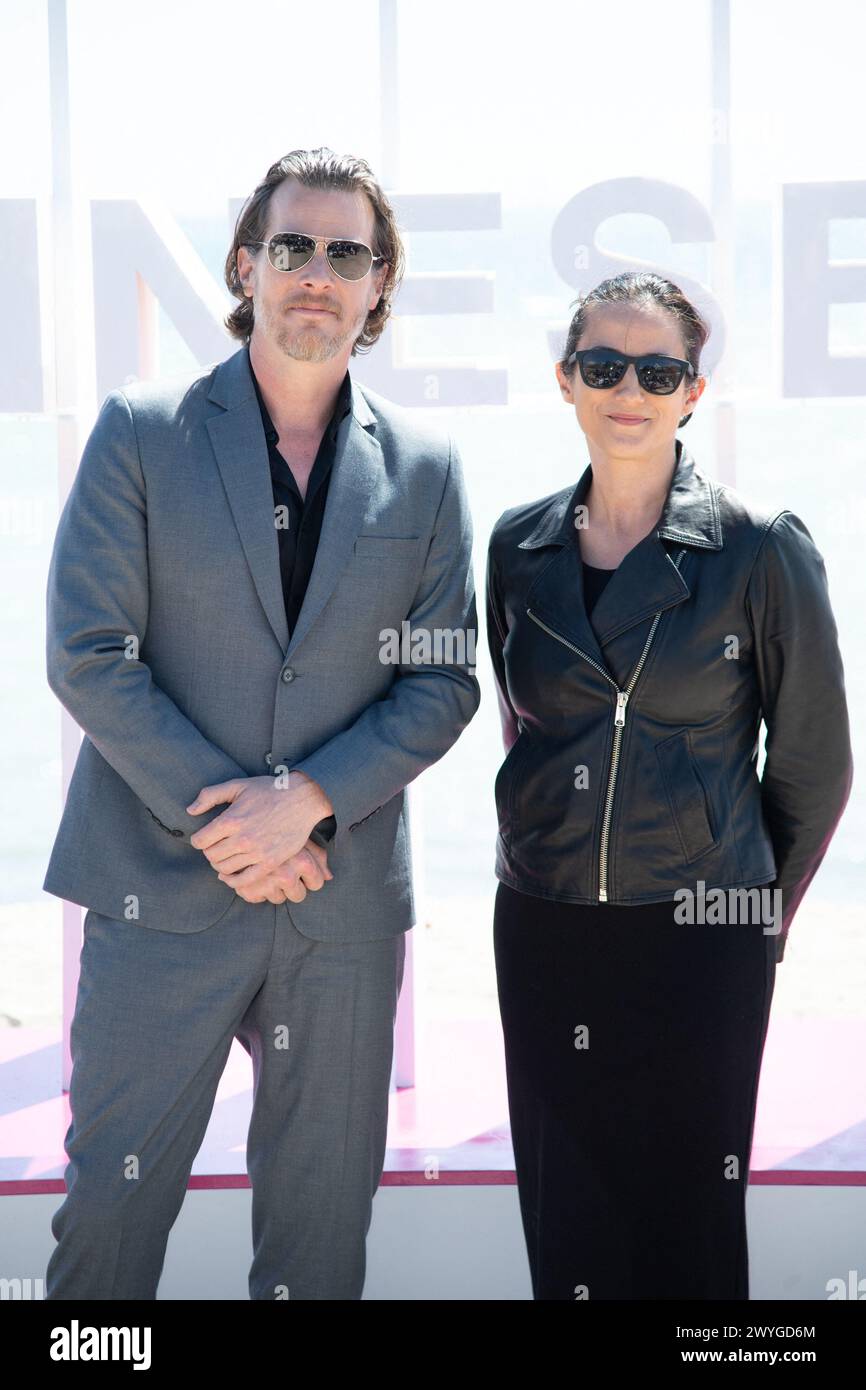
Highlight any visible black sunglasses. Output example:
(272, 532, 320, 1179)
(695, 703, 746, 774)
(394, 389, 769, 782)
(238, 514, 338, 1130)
(243, 232, 386, 283)
(566, 347, 696, 395)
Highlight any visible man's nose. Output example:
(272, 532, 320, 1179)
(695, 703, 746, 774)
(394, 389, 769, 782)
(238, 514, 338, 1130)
(299, 241, 338, 285)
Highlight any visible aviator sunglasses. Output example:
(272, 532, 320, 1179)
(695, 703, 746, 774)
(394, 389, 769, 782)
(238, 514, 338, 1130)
(243, 231, 387, 282)
(566, 346, 696, 395)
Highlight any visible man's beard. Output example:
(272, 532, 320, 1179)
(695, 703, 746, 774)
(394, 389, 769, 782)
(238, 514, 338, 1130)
(267, 300, 368, 363)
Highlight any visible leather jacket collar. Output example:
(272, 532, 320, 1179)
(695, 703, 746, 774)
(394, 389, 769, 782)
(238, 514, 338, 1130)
(518, 440, 721, 667)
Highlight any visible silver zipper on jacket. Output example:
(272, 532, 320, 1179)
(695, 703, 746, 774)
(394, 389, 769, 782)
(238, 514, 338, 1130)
(525, 547, 686, 903)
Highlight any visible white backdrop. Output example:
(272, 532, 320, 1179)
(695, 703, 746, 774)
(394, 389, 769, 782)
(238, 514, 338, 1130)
(1, 0, 863, 1034)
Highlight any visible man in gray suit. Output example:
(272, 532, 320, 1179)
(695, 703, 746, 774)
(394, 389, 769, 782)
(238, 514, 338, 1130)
(43, 147, 480, 1299)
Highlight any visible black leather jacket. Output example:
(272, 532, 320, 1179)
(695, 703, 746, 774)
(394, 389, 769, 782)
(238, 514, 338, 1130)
(485, 440, 853, 961)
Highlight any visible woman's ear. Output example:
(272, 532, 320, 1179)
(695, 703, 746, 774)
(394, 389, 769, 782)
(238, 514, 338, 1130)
(555, 362, 574, 403)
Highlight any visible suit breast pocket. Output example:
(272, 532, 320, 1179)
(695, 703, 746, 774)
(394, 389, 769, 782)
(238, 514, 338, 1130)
(326, 536, 424, 647)
(353, 535, 421, 559)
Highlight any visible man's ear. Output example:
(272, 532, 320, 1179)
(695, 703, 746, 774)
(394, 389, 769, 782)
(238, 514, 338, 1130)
(372, 263, 389, 308)
(236, 247, 254, 298)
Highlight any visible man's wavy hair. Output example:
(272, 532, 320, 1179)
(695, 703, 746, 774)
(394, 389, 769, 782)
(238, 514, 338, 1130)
(224, 147, 405, 353)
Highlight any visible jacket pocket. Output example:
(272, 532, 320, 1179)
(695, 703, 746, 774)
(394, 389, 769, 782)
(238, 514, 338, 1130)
(494, 728, 531, 846)
(655, 729, 719, 863)
(353, 535, 421, 558)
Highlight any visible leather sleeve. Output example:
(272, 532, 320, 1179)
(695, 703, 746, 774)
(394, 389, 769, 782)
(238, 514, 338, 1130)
(746, 511, 854, 960)
(485, 527, 521, 754)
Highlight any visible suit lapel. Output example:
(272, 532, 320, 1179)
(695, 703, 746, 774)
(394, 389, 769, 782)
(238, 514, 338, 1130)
(205, 346, 381, 658)
(284, 412, 380, 659)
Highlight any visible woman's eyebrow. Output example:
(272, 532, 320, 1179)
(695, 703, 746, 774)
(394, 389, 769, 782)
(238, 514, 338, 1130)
(586, 345, 674, 356)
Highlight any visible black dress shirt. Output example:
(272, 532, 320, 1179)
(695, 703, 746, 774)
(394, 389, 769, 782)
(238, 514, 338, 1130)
(249, 348, 351, 847)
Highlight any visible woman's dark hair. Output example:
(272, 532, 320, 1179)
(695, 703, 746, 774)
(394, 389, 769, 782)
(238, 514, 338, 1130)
(558, 270, 710, 428)
(224, 147, 405, 352)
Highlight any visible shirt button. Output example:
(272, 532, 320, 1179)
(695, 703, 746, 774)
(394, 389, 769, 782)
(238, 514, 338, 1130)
(281, 667, 295, 683)
(264, 752, 272, 766)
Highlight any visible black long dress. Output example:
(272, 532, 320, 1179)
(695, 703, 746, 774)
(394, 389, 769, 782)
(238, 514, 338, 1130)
(493, 561, 778, 1301)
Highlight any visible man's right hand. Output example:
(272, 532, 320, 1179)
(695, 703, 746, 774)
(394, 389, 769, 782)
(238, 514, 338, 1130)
(219, 839, 333, 905)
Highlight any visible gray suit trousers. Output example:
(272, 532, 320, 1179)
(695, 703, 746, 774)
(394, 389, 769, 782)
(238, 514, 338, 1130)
(45, 900, 406, 1300)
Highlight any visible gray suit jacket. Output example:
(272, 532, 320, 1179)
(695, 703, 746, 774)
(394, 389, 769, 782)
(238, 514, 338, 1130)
(43, 345, 480, 938)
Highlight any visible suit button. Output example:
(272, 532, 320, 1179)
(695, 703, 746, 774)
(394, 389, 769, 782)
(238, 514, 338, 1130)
(281, 667, 295, 683)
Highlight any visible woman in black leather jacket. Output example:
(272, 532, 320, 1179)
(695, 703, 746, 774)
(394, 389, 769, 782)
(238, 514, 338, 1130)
(486, 270, 853, 1301)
